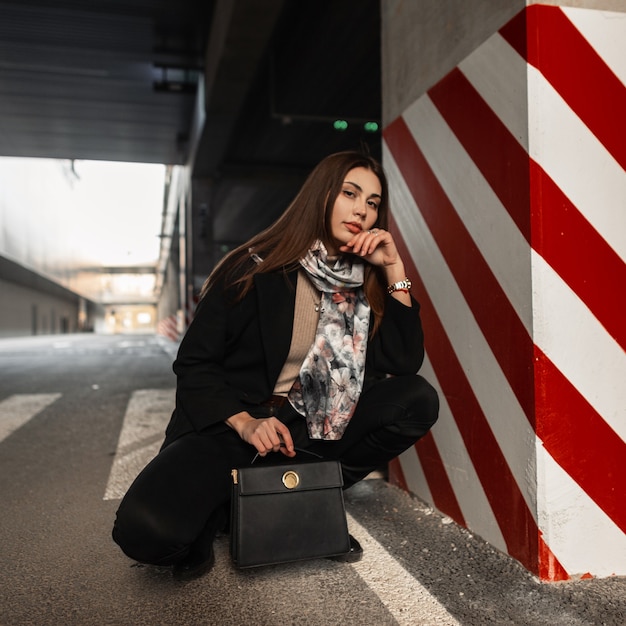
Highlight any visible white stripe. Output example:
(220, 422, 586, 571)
(531, 252, 626, 442)
(105, 441, 163, 501)
(563, 7, 626, 88)
(417, 356, 508, 553)
(403, 35, 626, 433)
(401, 94, 533, 334)
(398, 443, 433, 505)
(383, 145, 538, 519)
(347, 512, 461, 625)
(104, 389, 174, 500)
(527, 64, 626, 263)
(458, 32, 529, 151)
(460, 30, 626, 264)
(458, 29, 626, 370)
(537, 443, 626, 577)
(0, 393, 61, 443)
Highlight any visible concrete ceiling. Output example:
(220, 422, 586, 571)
(0, 0, 382, 275)
(0, 0, 212, 164)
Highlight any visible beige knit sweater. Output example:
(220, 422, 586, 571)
(272, 271, 321, 396)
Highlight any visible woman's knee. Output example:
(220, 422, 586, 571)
(112, 494, 191, 566)
(386, 374, 439, 437)
(414, 375, 440, 425)
(111, 433, 238, 566)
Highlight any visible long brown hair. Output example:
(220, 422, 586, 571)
(201, 150, 390, 333)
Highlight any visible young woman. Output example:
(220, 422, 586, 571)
(112, 151, 439, 579)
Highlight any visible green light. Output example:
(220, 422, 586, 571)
(364, 121, 379, 133)
(333, 119, 348, 131)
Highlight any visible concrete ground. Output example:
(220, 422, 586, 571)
(0, 333, 624, 626)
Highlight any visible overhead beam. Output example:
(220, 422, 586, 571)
(191, 0, 286, 178)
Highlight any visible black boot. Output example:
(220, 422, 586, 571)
(172, 505, 227, 581)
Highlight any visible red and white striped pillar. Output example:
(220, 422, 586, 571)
(384, 5, 625, 581)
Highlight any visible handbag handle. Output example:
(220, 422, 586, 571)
(251, 444, 323, 465)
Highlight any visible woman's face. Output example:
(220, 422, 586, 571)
(326, 167, 381, 255)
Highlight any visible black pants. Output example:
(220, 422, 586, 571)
(112, 374, 438, 566)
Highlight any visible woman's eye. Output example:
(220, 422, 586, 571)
(343, 189, 355, 198)
(368, 200, 379, 210)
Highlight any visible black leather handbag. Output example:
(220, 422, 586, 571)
(230, 451, 350, 568)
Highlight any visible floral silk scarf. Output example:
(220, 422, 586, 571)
(288, 240, 371, 440)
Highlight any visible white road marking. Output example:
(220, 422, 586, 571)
(0, 393, 62, 443)
(347, 513, 461, 625)
(103, 388, 174, 500)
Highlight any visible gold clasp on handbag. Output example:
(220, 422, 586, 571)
(231, 469, 238, 484)
(281, 470, 300, 489)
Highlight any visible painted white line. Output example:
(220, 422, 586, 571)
(103, 388, 174, 500)
(0, 393, 62, 443)
(347, 513, 461, 625)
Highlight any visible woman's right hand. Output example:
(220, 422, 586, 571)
(225, 412, 296, 457)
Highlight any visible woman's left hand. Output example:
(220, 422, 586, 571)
(340, 228, 412, 307)
(339, 228, 400, 268)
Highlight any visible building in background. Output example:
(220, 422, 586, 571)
(0, 158, 165, 336)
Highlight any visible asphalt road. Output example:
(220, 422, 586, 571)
(0, 333, 624, 626)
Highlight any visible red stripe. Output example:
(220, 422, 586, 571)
(431, 58, 626, 524)
(429, 66, 626, 350)
(538, 535, 570, 582)
(429, 68, 531, 241)
(501, 5, 626, 171)
(413, 431, 466, 526)
(389, 64, 626, 548)
(530, 162, 626, 350)
(157, 315, 180, 341)
(384, 117, 535, 421)
(390, 218, 539, 573)
(397, 457, 578, 582)
(498, 7, 526, 59)
(388, 457, 409, 492)
(535, 348, 626, 535)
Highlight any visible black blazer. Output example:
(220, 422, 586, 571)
(163, 267, 425, 445)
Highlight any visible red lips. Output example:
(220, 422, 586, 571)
(344, 222, 362, 234)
